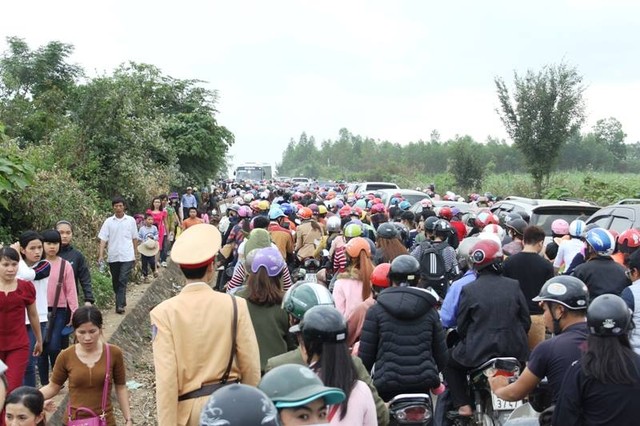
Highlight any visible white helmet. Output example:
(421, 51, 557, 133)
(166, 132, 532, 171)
(477, 232, 502, 248)
(243, 193, 254, 203)
(483, 224, 506, 242)
(569, 219, 586, 238)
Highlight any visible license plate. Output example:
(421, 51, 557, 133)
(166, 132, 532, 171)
(491, 392, 522, 410)
(305, 273, 317, 282)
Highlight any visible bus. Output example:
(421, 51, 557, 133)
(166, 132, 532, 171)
(234, 162, 273, 181)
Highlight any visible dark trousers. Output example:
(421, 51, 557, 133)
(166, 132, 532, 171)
(109, 261, 134, 309)
(159, 235, 168, 263)
(141, 254, 156, 277)
(444, 357, 473, 408)
(24, 322, 47, 387)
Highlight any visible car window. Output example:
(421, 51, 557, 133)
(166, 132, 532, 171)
(589, 215, 613, 230)
(610, 217, 634, 234)
(364, 183, 399, 191)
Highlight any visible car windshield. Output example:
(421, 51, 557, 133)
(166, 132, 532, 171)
(532, 209, 596, 235)
(236, 168, 263, 181)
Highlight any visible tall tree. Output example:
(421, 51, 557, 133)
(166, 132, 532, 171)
(495, 63, 586, 196)
(593, 117, 626, 160)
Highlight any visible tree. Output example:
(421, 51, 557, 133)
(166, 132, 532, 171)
(448, 136, 484, 191)
(495, 63, 586, 196)
(593, 117, 626, 160)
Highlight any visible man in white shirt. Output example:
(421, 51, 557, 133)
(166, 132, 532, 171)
(98, 196, 138, 314)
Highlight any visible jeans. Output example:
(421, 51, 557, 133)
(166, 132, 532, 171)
(159, 235, 168, 263)
(24, 322, 48, 387)
(109, 261, 134, 309)
(141, 254, 156, 277)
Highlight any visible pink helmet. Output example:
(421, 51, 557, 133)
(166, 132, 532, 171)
(551, 219, 569, 235)
(238, 205, 252, 218)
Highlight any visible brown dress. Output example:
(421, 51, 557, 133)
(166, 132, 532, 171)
(51, 343, 126, 426)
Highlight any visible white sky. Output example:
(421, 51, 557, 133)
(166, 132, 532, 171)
(2, 0, 639, 170)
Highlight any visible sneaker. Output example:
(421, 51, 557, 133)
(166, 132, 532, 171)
(161, 261, 168, 268)
(153, 271, 159, 278)
(116, 307, 125, 314)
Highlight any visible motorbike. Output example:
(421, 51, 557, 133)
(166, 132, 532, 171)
(449, 357, 523, 426)
(389, 393, 434, 426)
(293, 258, 321, 283)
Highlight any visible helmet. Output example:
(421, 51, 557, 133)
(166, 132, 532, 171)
(399, 200, 411, 211)
(532, 276, 589, 310)
(506, 218, 528, 236)
(433, 219, 452, 235)
(551, 219, 570, 235)
(420, 198, 433, 209)
(282, 282, 334, 320)
(257, 200, 270, 211)
(345, 237, 371, 258)
(482, 224, 506, 242)
(339, 205, 352, 218)
(376, 222, 399, 239)
(370, 203, 385, 214)
(355, 199, 367, 209)
(243, 193, 254, 203)
(292, 305, 347, 343)
(343, 223, 363, 238)
(587, 294, 632, 336)
(389, 255, 420, 284)
(238, 205, 252, 218)
(308, 203, 319, 214)
(251, 247, 285, 277)
(469, 240, 503, 269)
(297, 207, 313, 220)
(318, 205, 328, 215)
(371, 263, 391, 288)
(389, 197, 400, 206)
(258, 364, 345, 410)
(475, 209, 499, 228)
(585, 228, 615, 256)
(617, 228, 640, 253)
(457, 236, 480, 270)
(228, 204, 241, 213)
(477, 231, 503, 247)
(439, 206, 453, 221)
(280, 203, 295, 216)
(325, 216, 341, 233)
(268, 208, 285, 220)
(568, 219, 586, 237)
(200, 384, 279, 426)
(424, 216, 439, 232)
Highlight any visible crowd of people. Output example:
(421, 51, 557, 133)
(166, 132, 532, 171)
(2, 178, 640, 425)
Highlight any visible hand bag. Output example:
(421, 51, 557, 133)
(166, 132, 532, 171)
(67, 343, 111, 426)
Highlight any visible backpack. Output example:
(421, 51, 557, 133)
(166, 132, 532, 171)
(418, 241, 449, 299)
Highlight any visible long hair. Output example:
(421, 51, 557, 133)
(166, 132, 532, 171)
(246, 268, 283, 306)
(149, 196, 162, 211)
(582, 334, 640, 385)
(351, 251, 373, 300)
(376, 238, 408, 263)
(305, 340, 358, 420)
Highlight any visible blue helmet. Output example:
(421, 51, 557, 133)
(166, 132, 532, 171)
(585, 228, 615, 256)
(399, 200, 411, 211)
(268, 208, 285, 220)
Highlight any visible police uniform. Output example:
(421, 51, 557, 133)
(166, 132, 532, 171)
(150, 224, 260, 426)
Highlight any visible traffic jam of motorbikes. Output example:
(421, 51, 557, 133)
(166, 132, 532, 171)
(197, 177, 640, 426)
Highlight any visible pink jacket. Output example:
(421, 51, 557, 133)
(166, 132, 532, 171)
(330, 380, 377, 426)
(333, 277, 366, 319)
(47, 258, 79, 313)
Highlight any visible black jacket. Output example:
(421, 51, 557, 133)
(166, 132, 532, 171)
(358, 286, 448, 399)
(452, 272, 530, 368)
(59, 244, 95, 303)
(572, 256, 629, 299)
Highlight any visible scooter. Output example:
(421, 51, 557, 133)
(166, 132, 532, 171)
(449, 357, 523, 426)
(389, 393, 434, 426)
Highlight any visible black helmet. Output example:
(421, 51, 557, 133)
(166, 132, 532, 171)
(377, 222, 399, 239)
(424, 216, 439, 232)
(433, 219, 452, 237)
(504, 212, 523, 225)
(200, 384, 279, 426)
(532, 276, 589, 310)
(389, 254, 420, 285)
(506, 218, 528, 236)
(587, 294, 632, 337)
(291, 305, 347, 344)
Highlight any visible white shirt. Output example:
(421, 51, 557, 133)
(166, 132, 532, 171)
(17, 259, 49, 324)
(98, 214, 138, 262)
(553, 238, 584, 270)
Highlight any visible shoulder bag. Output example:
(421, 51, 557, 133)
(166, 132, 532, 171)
(68, 343, 111, 426)
(178, 294, 238, 401)
(45, 259, 67, 344)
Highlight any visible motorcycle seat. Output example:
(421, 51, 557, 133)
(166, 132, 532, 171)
(471, 357, 520, 376)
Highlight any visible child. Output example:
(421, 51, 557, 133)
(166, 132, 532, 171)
(138, 214, 159, 281)
(181, 207, 203, 230)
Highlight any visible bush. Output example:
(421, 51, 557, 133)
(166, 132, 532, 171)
(90, 268, 114, 308)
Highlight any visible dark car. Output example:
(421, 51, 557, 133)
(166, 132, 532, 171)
(490, 196, 600, 236)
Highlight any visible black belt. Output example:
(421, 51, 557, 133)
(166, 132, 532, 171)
(178, 380, 239, 401)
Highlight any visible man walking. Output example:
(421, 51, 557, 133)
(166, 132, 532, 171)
(181, 186, 198, 221)
(151, 223, 260, 425)
(98, 196, 138, 314)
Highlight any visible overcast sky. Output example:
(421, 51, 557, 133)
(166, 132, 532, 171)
(3, 0, 639, 170)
